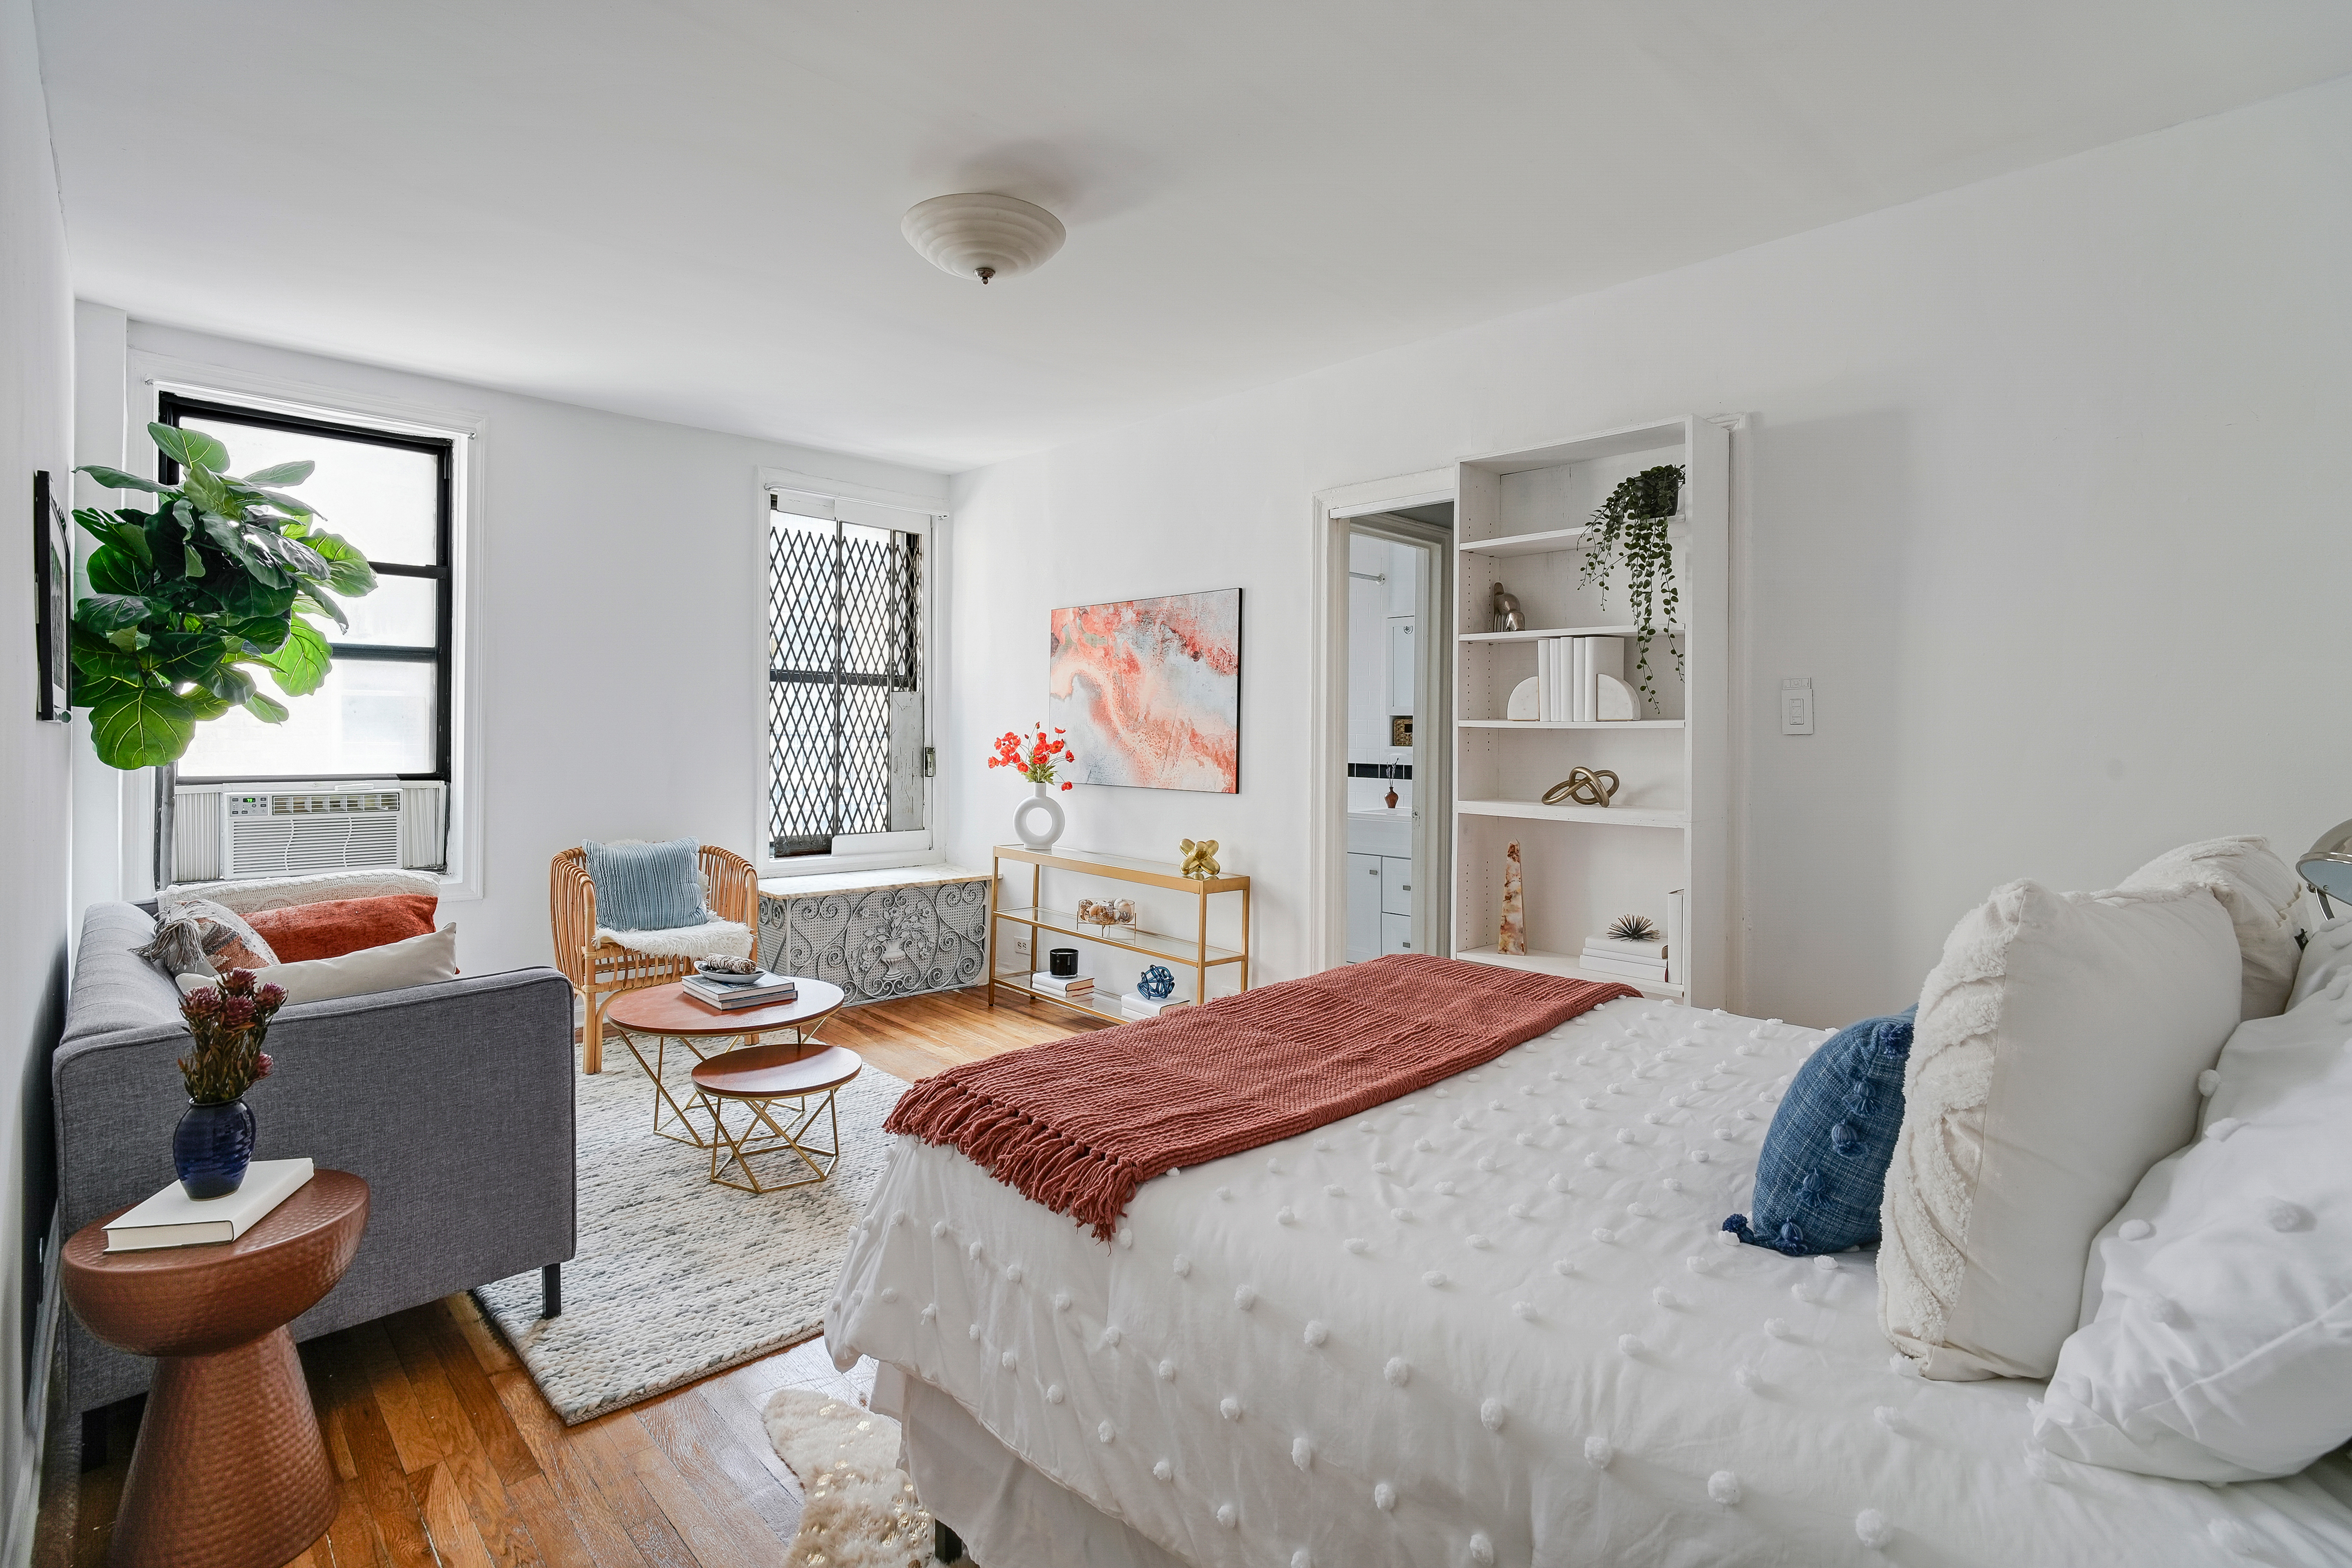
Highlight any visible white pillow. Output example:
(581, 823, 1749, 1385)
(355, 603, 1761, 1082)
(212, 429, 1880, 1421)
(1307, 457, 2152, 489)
(176, 925, 458, 1005)
(1878, 880, 2239, 1381)
(2286, 915, 2352, 1011)
(2032, 973, 2352, 1479)
(2117, 837, 2304, 1019)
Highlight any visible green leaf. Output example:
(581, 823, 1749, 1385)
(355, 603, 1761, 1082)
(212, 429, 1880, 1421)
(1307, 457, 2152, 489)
(294, 585, 348, 632)
(237, 461, 314, 486)
(182, 689, 234, 721)
(74, 594, 150, 634)
(199, 664, 256, 706)
(76, 465, 169, 495)
(83, 545, 139, 601)
(72, 508, 154, 568)
(147, 422, 230, 474)
(242, 691, 289, 724)
(199, 513, 283, 586)
(88, 685, 195, 769)
(68, 627, 144, 681)
(151, 631, 230, 683)
(70, 667, 133, 707)
(301, 530, 377, 596)
(225, 615, 289, 654)
(262, 617, 333, 696)
(248, 486, 320, 519)
(263, 533, 329, 581)
(181, 542, 206, 579)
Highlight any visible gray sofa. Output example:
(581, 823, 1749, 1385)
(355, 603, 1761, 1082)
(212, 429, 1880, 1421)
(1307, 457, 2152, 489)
(57, 901, 576, 1414)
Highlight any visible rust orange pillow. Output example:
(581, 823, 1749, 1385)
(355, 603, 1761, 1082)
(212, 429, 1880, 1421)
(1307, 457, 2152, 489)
(247, 893, 439, 964)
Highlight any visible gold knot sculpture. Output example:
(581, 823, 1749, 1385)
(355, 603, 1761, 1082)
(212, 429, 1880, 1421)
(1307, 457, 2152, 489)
(1179, 838, 1221, 879)
(1542, 768, 1619, 808)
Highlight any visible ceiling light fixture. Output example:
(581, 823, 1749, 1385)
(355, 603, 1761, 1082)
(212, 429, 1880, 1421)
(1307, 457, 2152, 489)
(901, 193, 1065, 284)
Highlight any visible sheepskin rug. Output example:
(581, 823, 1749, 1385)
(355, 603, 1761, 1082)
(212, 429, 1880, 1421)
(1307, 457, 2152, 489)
(764, 1387, 938, 1568)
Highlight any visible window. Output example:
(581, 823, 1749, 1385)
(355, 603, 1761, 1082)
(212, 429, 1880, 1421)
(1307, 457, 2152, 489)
(161, 393, 454, 788)
(765, 490, 931, 861)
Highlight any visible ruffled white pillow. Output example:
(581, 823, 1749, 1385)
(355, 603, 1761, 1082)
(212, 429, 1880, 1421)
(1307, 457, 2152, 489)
(2033, 971, 2352, 1479)
(2117, 837, 2305, 1019)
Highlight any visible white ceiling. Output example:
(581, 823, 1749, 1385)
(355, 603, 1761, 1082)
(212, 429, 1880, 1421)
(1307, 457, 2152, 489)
(34, 2, 2352, 471)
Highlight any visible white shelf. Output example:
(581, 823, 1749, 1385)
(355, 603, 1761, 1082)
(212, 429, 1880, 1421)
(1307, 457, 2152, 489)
(1458, 624, 1681, 645)
(1458, 798, 1689, 828)
(1460, 718, 1683, 730)
(1455, 945, 1687, 999)
(1459, 518, 1689, 559)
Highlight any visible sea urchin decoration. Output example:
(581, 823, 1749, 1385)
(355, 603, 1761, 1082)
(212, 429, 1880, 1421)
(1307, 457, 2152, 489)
(1607, 914, 1660, 943)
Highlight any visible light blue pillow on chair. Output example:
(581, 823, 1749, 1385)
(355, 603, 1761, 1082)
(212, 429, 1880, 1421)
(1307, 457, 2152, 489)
(583, 838, 710, 932)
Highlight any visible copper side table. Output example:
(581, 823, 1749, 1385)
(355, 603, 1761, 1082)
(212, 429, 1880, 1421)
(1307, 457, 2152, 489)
(64, 1170, 368, 1568)
(607, 977, 845, 1149)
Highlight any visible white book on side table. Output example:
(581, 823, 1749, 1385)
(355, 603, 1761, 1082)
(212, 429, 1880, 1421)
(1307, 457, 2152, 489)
(1032, 972, 1095, 997)
(1122, 994, 1192, 1019)
(104, 1158, 315, 1252)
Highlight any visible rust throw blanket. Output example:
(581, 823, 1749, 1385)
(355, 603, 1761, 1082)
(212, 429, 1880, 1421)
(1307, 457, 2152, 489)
(885, 952, 1639, 1238)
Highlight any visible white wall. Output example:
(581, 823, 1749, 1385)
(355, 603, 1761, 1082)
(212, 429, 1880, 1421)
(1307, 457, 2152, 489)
(78, 322, 948, 978)
(0, 0, 78, 1549)
(946, 74, 2352, 1029)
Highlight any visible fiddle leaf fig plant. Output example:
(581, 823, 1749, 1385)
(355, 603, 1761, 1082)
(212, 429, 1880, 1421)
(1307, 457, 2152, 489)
(70, 423, 378, 769)
(1578, 463, 1684, 713)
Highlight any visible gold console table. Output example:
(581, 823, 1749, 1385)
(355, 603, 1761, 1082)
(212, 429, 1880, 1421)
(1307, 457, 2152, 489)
(987, 843, 1251, 1021)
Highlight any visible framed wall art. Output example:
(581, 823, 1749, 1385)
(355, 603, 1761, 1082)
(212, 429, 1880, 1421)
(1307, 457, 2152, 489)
(32, 471, 69, 723)
(1048, 588, 1240, 793)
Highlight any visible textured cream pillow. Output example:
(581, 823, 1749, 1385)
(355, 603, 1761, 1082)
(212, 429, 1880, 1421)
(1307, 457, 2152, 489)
(2116, 837, 2304, 1019)
(177, 925, 457, 1005)
(1878, 881, 2239, 1381)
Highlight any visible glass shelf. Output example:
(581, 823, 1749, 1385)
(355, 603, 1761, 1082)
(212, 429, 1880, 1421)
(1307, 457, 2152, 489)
(994, 906, 1245, 966)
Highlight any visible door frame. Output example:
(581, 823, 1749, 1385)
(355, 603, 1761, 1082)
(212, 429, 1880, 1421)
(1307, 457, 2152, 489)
(1308, 468, 1455, 972)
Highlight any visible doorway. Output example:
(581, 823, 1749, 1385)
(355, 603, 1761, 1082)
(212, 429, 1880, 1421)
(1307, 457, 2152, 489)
(1341, 505, 1452, 961)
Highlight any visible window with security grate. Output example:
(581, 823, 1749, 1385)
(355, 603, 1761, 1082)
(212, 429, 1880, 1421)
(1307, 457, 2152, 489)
(767, 502, 926, 858)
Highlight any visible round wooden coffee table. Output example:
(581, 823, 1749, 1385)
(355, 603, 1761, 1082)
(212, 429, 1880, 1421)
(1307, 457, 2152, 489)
(63, 1170, 368, 1568)
(690, 1043, 864, 1194)
(606, 977, 845, 1150)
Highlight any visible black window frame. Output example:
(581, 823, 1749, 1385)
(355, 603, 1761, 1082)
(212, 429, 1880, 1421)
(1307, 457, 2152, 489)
(157, 392, 455, 785)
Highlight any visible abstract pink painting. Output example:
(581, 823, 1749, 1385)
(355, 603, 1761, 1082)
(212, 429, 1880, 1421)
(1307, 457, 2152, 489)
(1048, 589, 1241, 793)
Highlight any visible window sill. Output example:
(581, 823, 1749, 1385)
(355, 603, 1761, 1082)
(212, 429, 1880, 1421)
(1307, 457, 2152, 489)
(756, 858, 985, 897)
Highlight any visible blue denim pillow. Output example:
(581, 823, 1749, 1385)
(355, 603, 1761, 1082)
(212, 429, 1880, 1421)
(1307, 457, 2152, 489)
(583, 838, 710, 931)
(1724, 1005, 1916, 1256)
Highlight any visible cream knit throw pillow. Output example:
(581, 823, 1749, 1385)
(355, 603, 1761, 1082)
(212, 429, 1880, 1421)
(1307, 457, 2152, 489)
(1879, 879, 2239, 1381)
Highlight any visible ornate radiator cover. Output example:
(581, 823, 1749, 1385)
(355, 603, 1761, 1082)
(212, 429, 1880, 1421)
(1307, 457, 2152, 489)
(756, 872, 990, 1004)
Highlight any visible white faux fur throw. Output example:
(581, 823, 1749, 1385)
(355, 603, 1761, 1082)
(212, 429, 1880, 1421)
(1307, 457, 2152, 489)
(592, 920, 753, 960)
(764, 1387, 934, 1568)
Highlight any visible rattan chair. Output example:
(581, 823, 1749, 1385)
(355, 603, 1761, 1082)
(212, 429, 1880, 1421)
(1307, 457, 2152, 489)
(551, 844, 759, 1073)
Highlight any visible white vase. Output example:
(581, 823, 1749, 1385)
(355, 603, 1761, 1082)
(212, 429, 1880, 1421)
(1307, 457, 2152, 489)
(1013, 780, 1066, 850)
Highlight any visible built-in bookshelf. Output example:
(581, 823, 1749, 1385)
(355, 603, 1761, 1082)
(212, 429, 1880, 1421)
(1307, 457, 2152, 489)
(1450, 416, 1729, 1004)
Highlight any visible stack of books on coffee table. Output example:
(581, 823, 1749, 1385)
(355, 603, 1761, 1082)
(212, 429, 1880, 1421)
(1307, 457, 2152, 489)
(1579, 935, 1666, 985)
(682, 971, 799, 1012)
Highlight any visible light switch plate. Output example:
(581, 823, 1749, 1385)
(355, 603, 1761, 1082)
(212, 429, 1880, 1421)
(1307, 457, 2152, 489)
(1780, 678, 1814, 735)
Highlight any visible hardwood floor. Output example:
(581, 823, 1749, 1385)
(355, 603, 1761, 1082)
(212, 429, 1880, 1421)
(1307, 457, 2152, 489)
(63, 985, 1104, 1568)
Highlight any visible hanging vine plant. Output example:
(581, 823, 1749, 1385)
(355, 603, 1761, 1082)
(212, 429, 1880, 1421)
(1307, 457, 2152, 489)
(1578, 463, 1683, 712)
(71, 423, 377, 769)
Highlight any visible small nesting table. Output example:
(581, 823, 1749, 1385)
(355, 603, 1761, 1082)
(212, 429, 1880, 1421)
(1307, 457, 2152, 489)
(606, 977, 845, 1150)
(63, 1170, 368, 1568)
(691, 1042, 864, 1193)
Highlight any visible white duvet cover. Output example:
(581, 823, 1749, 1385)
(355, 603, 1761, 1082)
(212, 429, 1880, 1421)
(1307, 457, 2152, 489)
(826, 997, 2352, 1566)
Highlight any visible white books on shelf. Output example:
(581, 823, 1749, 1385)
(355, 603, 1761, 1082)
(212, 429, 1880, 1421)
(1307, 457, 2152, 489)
(104, 1158, 314, 1252)
(1586, 637, 1623, 720)
(1582, 953, 1668, 983)
(1582, 936, 1665, 962)
(1122, 995, 1192, 1019)
(1032, 972, 1095, 996)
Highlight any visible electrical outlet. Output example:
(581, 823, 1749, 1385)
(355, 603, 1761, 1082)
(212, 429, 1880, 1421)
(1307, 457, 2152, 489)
(1011, 936, 1030, 956)
(1780, 678, 1814, 735)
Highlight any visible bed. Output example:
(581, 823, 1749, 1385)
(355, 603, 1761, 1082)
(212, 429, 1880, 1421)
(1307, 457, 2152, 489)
(824, 994, 2352, 1565)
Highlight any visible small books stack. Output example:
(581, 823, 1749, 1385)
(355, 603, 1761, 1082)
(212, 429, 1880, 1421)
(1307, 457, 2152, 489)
(1581, 934, 1667, 985)
(682, 972, 799, 1011)
(1534, 636, 1626, 722)
(1032, 972, 1094, 999)
(104, 1158, 314, 1252)
(1122, 993, 1191, 1021)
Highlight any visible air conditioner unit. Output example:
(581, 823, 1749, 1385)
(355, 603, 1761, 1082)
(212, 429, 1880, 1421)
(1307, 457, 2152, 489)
(223, 787, 402, 878)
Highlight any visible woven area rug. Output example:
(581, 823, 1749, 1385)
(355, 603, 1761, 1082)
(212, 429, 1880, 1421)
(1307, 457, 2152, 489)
(475, 1046, 907, 1424)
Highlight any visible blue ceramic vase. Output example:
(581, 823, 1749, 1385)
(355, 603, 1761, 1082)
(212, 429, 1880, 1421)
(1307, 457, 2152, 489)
(1138, 964, 1176, 1001)
(173, 1099, 257, 1200)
